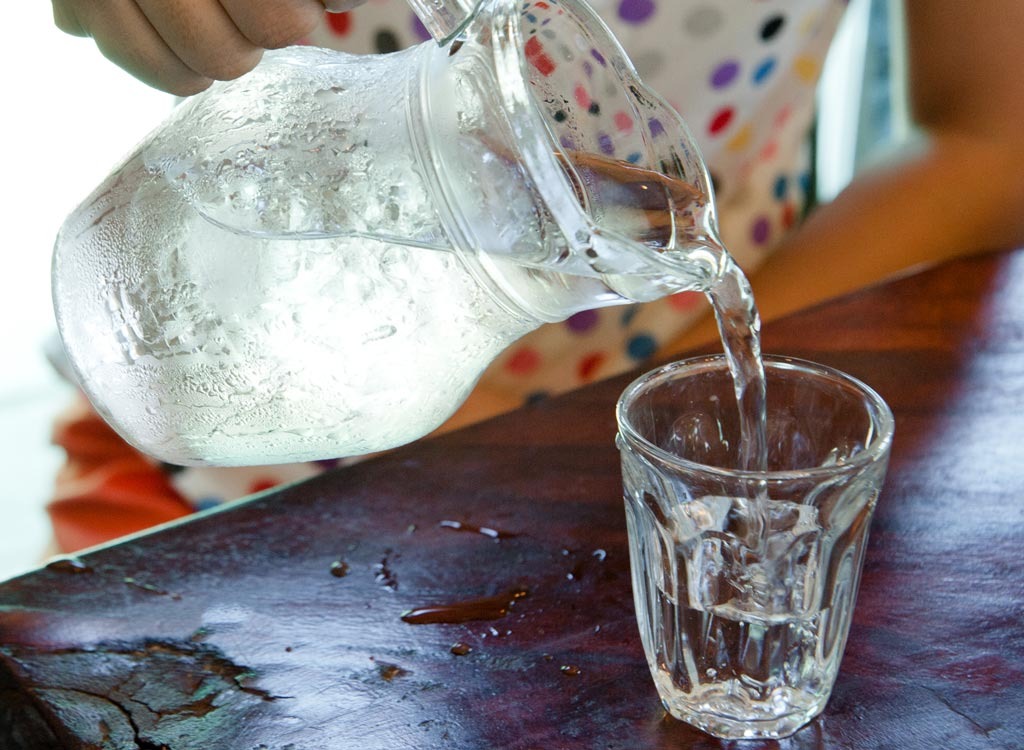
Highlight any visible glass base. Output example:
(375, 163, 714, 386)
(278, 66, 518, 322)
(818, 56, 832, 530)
(660, 683, 828, 740)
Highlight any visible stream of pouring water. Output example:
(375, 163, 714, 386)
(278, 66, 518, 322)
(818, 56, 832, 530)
(562, 151, 769, 474)
(706, 252, 768, 474)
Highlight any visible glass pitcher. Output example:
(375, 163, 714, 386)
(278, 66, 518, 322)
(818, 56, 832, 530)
(52, 0, 731, 466)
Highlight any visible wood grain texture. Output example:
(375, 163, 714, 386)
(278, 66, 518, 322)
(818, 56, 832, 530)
(2, 250, 1022, 750)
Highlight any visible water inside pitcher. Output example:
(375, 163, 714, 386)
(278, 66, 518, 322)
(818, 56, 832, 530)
(52, 0, 733, 465)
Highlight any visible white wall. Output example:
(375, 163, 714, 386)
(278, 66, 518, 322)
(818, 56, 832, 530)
(0, 5, 173, 580)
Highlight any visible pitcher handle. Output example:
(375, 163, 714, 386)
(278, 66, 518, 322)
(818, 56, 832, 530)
(406, 0, 483, 44)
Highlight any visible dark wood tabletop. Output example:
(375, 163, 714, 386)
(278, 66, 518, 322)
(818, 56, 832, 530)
(2, 248, 1023, 750)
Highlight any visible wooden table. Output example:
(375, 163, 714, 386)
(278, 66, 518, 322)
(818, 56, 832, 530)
(2, 249, 1023, 750)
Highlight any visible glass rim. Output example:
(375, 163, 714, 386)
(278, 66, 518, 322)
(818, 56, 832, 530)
(615, 354, 895, 481)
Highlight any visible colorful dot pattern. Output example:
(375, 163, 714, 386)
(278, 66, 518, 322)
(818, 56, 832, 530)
(515, 0, 681, 189)
(168, 0, 848, 510)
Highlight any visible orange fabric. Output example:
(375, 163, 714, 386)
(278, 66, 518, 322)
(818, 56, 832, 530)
(48, 395, 193, 553)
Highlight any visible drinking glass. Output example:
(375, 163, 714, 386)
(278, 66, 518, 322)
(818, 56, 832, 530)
(616, 355, 894, 739)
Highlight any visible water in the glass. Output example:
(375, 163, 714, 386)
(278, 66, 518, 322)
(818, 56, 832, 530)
(618, 356, 893, 739)
(626, 488, 875, 738)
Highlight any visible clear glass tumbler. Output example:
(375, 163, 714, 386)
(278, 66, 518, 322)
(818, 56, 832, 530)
(616, 355, 894, 739)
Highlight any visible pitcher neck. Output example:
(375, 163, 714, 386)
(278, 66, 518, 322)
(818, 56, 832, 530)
(407, 38, 618, 324)
(407, 31, 726, 324)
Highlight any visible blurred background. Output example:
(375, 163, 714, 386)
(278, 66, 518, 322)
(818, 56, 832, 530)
(0, 0, 907, 582)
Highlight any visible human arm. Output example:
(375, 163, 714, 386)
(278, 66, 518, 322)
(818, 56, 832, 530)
(51, 0, 364, 95)
(671, 0, 1024, 350)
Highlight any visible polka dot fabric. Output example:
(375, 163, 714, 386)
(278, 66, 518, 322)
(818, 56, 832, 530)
(167, 0, 847, 511)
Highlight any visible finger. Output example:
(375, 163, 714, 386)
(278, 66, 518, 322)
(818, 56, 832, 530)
(52, 0, 87, 37)
(136, 0, 263, 83)
(68, 0, 214, 95)
(218, 0, 323, 50)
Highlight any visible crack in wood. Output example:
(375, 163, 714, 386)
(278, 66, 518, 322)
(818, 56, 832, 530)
(1, 637, 289, 748)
